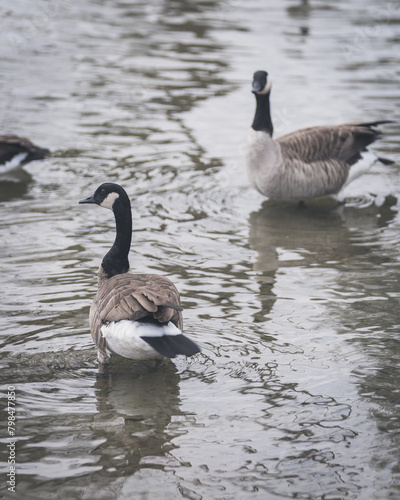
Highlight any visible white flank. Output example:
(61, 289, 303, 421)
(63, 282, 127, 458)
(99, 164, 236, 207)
(0, 152, 28, 173)
(343, 150, 378, 188)
(101, 320, 182, 360)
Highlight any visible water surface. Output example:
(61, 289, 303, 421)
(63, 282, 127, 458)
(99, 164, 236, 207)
(1, 0, 400, 499)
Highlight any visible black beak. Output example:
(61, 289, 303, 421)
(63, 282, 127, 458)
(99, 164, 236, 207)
(79, 194, 96, 204)
(252, 82, 263, 94)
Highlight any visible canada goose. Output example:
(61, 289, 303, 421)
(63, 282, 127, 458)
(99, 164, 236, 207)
(0, 135, 50, 172)
(79, 182, 201, 364)
(246, 70, 394, 203)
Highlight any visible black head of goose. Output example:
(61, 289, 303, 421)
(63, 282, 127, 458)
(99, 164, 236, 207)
(246, 70, 394, 204)
(79, 182, 201, 364)
(0, 135, 50, 172)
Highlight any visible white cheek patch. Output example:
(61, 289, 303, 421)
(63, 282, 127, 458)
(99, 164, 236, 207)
(258, 79, 272, 95)
(100, 192, 119, 210)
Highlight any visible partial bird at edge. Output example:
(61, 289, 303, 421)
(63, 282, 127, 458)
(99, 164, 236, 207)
(0, 135, 50, 173)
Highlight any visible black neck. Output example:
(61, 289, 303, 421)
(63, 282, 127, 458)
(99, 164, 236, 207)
(252, 92, 273, 136)
(101, 199, 132, 279)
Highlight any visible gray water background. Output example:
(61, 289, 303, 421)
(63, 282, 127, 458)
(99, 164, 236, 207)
(1, 0, 400, 498)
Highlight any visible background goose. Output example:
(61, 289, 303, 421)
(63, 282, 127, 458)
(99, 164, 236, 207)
(246, 70, 394, 203)
(79, 182, 200, 364)
(0, 135, 50, 173)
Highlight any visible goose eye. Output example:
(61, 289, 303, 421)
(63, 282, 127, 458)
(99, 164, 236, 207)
(100, 189, 106, 195)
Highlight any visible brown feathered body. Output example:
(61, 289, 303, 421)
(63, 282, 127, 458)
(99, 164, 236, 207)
(90, 269, 183, 363)
(246, 122, 387, 202)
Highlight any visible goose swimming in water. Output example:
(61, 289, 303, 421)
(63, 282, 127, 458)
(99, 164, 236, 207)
(246, 70, 393, 203)
(79, 182, 201, 364)
(0, 135, 49, 173)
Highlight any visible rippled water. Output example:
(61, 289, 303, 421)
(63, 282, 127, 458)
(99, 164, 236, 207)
(1, 0, 400, 498)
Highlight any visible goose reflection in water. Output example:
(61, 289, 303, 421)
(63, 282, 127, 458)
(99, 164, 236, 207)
(0, 171, 32, 202)
(91, 361, 183, 486)
(248, 197, 397, 322)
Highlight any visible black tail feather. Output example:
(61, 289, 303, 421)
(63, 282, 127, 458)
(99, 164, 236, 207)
(378, 156, 395, 166)
(141, 334, 201, 358)
(357, 120, 395, 128)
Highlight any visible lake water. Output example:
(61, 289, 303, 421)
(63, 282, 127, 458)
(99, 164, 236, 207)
(1, 0, 400, 499)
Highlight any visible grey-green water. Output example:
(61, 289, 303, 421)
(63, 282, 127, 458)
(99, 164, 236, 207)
(1, 1, 400, 499)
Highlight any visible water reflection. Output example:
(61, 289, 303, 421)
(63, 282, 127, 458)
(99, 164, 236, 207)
(91, 361, 183, 481)
(249, 200, 352, 272)
(243, 196, 400, 498)
(0, 171, 32, 201)
(1, 361, 184, 499)
(249, 196, 397, 271)
(1, 0, 400, 498)
(248, 201, 349, 324)
(287, 0, 310, 19)
(248, 196, 397, 322)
